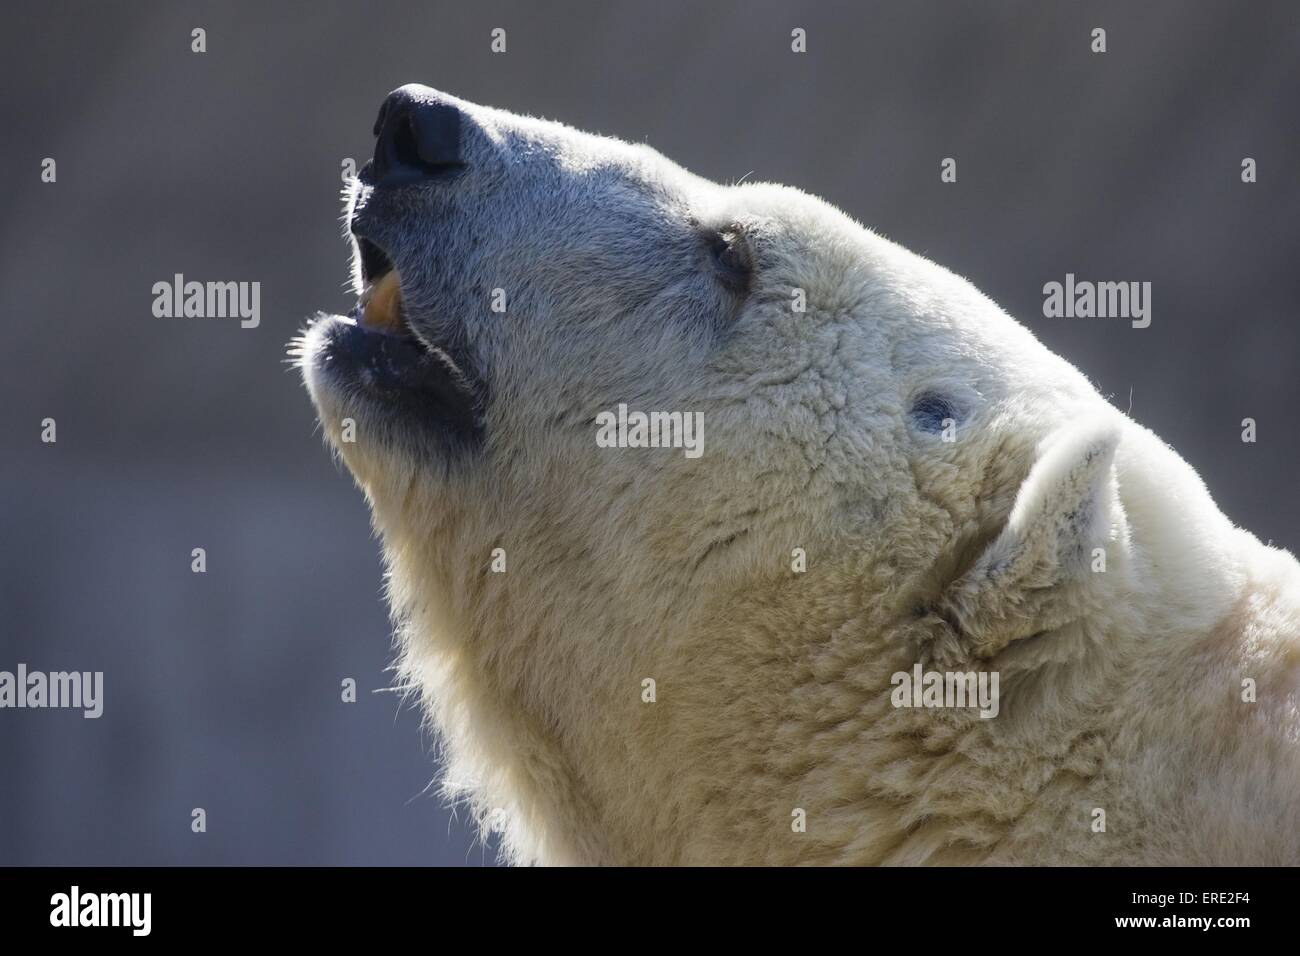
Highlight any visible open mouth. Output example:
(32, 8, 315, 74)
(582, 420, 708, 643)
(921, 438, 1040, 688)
(348, 237, 411, 338)
(304, 229, 485, 450)
(316, 232, 440, 393)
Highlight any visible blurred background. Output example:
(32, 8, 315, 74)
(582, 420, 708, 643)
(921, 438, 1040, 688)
(1, 0, 1296, 864)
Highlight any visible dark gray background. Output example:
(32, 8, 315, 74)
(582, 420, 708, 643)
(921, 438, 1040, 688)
(1, 1, 1296, 864)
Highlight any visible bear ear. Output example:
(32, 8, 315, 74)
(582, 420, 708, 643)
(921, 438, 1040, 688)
(921, 416, 1127, 666)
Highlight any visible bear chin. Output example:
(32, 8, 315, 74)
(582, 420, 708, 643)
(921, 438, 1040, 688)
(295, 312, 485, 463)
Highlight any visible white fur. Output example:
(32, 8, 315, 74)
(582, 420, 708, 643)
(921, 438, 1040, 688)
(301, 93, 1300, 865)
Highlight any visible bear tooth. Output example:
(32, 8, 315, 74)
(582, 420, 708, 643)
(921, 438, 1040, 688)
(360, 270, 405, 333)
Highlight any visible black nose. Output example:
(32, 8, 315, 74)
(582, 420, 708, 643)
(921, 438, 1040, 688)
(370, 85, 463, 187)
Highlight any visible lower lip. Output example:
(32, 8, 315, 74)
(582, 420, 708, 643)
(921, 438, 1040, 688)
(343, 303, 411, 339)
(322, 314, 430, 388)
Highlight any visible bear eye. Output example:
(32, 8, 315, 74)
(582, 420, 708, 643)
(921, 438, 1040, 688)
(706, 228, 752, 294)
(909, 392, 960, 434)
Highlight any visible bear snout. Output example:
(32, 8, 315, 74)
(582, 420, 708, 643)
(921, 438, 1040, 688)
(366, 83, 465, 189)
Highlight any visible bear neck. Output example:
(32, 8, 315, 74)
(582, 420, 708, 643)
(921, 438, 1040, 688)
(378, 427, 1276, 864)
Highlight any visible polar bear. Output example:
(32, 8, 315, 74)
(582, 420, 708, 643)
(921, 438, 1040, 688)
(295, 85, 1300, 865)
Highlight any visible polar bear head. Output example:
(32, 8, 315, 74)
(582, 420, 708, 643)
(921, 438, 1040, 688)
(296, 86, 1228, 865)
